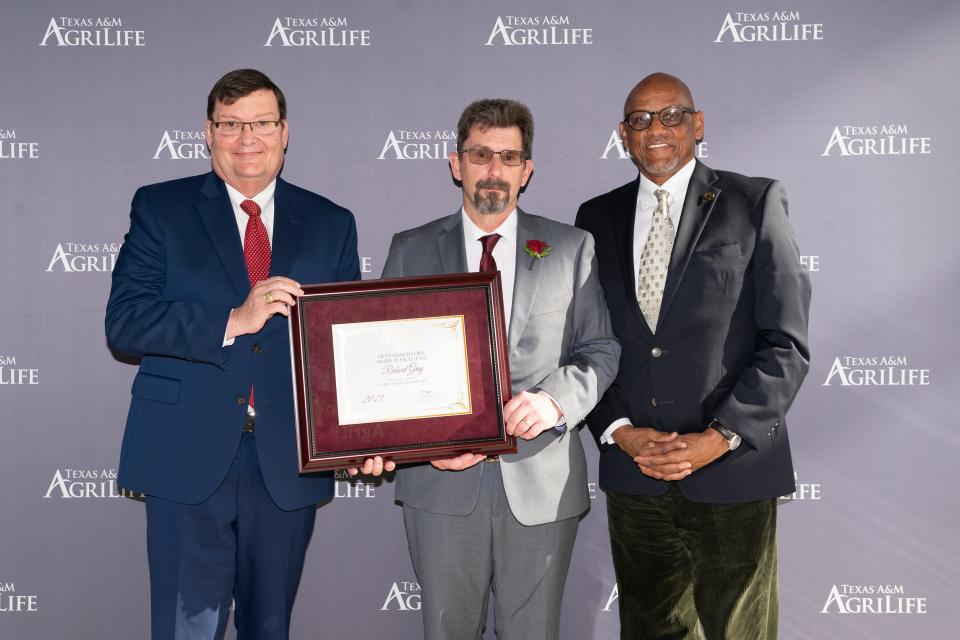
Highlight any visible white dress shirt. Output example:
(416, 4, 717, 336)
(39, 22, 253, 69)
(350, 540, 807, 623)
(461, 207, 517, 330)
(601, 159, 696, 445)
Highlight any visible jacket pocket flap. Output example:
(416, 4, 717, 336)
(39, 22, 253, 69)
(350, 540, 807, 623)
(691, 243, 742, 263)
(131, 372, 181, 404)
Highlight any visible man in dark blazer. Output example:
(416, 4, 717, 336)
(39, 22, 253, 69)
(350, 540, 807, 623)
(576, 73, 811, 639)
(106, 69, 366, 639)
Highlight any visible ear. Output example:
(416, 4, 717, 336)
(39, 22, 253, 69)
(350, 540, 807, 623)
(280, 119, 289, 151)
(448, 151, 462, 182)
(694, 111, 704, 145)
(520, 159, 534, 188)
(204, 119, 213, 148)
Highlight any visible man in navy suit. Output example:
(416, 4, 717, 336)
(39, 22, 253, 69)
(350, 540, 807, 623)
(576, 73, 811, 639)
(106, 69, 374, 639)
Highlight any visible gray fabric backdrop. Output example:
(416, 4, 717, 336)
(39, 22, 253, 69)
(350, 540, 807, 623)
(2, 1, 958, 637)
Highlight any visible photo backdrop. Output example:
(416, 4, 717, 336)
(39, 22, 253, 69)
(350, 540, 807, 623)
(2, 1, 959, 637)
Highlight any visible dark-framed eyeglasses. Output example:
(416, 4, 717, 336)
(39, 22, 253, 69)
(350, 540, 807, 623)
(459, 147, 526, 167)
(622, 106, 697, 132)
(211, 119, 283, 136)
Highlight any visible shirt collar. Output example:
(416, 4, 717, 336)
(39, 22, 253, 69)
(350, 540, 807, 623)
(224, 179, 277, 212)
(638, 158, 696, 205)
(461, 208, 518, 244)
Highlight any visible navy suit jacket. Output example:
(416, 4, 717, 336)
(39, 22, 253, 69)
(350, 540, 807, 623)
(106, 172, 360, 510)
(576, 161, 811, 503)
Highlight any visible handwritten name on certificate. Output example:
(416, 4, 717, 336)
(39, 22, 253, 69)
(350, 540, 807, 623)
(331, 316, 473, 425)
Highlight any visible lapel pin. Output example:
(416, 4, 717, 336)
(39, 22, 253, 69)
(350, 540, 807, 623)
(702, 191, 716, 202)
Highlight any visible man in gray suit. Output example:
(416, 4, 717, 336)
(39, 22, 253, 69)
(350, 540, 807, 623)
(381, 99, 620, 639)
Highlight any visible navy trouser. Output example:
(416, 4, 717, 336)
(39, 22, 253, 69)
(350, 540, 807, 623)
(145, 432, 316, 640)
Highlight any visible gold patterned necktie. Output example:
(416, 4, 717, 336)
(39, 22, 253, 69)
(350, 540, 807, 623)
(636, 189, 674, 333)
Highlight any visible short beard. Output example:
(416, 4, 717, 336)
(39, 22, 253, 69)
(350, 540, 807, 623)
(473, 179, 512, 215)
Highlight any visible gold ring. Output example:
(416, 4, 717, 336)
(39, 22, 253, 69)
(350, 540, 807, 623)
(523, 416, 532, 426)
(264, 292, 273, 304)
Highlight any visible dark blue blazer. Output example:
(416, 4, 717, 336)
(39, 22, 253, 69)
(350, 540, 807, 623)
(106, 172, 360, 510)
(576, 161, 811, 503)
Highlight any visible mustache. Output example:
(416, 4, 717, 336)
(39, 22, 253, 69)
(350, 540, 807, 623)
(476, 178, 511, 191)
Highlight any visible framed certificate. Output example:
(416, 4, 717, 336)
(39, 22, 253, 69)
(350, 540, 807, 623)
(289, 272, 515, 472)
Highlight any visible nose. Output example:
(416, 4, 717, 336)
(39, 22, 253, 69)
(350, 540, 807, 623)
(239, 123, 258, 144)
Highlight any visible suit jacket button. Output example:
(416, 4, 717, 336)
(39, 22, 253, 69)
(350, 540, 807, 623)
(252, 344, 262, 354)
(651, 347, 662, 358)
(651, 398, 657, 407)
(236, 395, 246, 405)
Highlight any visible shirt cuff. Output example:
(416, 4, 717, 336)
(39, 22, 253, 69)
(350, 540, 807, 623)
(600, 418, 632, 445)
(535, 390, 567, 433)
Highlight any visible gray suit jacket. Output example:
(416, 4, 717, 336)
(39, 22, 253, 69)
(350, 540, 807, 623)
(382, 209, 620, 526)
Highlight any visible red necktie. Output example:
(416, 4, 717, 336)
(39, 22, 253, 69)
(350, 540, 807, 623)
(479, 234, 501, 273)
(240, 199, 270, 408)
(241, 199, 271, 285)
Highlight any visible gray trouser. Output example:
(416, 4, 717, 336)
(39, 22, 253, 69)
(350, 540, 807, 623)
(402, 462, 579, 640)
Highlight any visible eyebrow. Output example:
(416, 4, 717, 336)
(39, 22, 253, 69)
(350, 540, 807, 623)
(212, 112, 280, 120)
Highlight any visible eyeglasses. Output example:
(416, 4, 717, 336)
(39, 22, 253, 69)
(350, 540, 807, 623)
(460, 147, 526, 167)
(622, 106, 697, 132)
(211, 120, 283, 136)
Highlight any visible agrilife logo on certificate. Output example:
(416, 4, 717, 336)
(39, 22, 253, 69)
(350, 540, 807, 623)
(331, 316, 472, 425)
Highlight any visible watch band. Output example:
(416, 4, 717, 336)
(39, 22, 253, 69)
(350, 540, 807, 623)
(709, 418, 741, 451)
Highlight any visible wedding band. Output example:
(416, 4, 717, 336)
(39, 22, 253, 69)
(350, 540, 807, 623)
(264, 292, 273, 304)
(523, 416, 532, 426)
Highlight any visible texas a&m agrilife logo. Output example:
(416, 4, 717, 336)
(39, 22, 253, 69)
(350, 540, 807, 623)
(378, 129, 457, 160)
(332, 469, 377, 498)
(486, 16, 593, 46)
(154, 129, 208, 160)
(823, 356, 930, 387)
(381, 580, 421, 611)
(714, 11, 823, 43)
(46, 242, 120, 272)
(0, 581, 38, 614)
(822, 124, 931, 156)
(822, 584, 927, 614)
(43, 468, 143, 499)
(39, 16, 144, 46)
(779, 470, 821, 503)
(265, 17, 371, 47)
(0, 128, 39, 159)
(0, 355, 39, 386)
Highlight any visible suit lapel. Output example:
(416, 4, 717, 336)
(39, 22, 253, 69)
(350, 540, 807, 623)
(509, 210, 544, 349)
(196, 172, 249, 298)
(436, 212, 468, 274)
(658, 161, 721, 325)
(613, 180, 649, 332)
(269, 178, 304, 279)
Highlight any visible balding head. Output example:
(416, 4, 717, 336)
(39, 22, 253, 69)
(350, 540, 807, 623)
(623, 73, 695, 116)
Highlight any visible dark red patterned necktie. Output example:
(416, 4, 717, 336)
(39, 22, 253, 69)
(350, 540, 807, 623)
(241, 199, 271, 285)
(479, 233, 501, 273)
(240, 199, 270, 408)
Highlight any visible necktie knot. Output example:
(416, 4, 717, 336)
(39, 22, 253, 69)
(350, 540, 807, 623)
(240, 199, 261, 218)
(654, 189, 670, 212)
(479, 233, 501, 273)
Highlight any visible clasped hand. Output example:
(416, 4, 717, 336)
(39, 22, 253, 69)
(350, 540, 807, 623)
(613, 425, 729, 481)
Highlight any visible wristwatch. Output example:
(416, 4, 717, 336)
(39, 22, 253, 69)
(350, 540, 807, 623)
(709, 418, 741, 451)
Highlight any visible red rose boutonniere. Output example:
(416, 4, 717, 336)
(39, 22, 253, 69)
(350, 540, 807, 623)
(523, 239, 553, 269)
